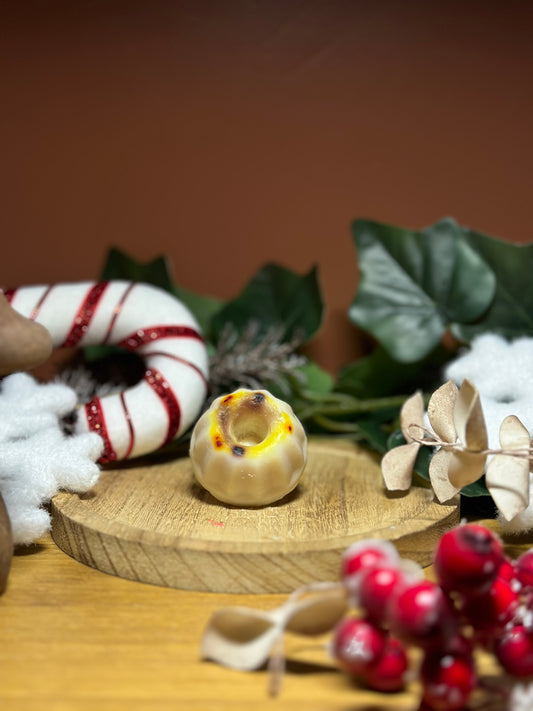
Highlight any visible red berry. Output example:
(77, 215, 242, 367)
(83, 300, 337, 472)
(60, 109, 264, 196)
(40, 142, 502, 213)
(331, 616, 386, 677)
(515, 550, 533, 590)
(498, 557, 518, 585)
(386, 580, 457, 649)
(433, 523, 504, 594)
(494, 624, 533, 677)
(359, 566, 407, 625)
(461, 577, 520, 635)
(340, 539, 399, 599)
(364, 636, 408, 692)
(441, 633, 474, 660)
(421, 649, 476, 711)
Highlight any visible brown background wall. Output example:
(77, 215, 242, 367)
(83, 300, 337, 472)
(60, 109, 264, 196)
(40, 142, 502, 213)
(2, 1, 532, 374)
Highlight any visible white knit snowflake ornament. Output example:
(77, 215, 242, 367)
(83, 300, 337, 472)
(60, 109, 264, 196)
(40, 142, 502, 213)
(0, 372, 103, 544)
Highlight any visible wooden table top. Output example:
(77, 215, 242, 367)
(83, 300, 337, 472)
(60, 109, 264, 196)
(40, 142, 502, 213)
(0, 524, 528, 711)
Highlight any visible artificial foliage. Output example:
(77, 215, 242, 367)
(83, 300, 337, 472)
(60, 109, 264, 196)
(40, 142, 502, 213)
(92, 217, 533, 507)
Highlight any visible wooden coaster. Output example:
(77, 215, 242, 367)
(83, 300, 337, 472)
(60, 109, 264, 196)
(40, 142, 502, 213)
(51, 438, 459, 593)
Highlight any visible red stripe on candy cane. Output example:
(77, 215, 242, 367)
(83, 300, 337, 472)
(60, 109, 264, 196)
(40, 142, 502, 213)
(144, 368, 181, 446)
(119, 325, 203, 352)
(146, 350, 209, 390)
(62, 282, 109, 348)
(29, 285, 54, 321)
(85, 397, 116, 464)
(3, 286, 53, 320)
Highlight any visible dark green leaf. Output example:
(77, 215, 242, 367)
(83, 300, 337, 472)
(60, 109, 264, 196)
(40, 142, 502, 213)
(349, 218, 496, 362)
(99, 247, 224, 337)
(336, 344, 451, 399)
(453, 229, 533, 341)
(298, 361, 334, 394)
(100, 248, 176, 293)
(211, 263, 324, 344)
(354, 412, 397, 453)
(172, 285, 224, 340)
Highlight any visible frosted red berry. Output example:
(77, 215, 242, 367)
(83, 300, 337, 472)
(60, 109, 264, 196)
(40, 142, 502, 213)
(359, 565, 407, 625)
(433, 523, 504, 594)
(515, 550, 533, 590)
(340, 539, 400, 601)
(497, 556, 518, 585)
(386, 580, 457, 648)
(364, 636, 408, 693)
(331, 616, 386, 677)
(334, 525, 533, 704)
(461, 577, 520, 635)
(421, 649, 477, 711)
(494, 624, 533, 677)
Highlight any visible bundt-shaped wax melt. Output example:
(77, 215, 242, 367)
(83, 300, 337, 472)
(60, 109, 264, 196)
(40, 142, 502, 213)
(189, 389, 307, 506)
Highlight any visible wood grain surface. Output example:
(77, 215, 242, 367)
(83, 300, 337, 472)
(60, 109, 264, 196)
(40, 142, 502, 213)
(0, 525, 523, 711)
(51, 438, 459, 593)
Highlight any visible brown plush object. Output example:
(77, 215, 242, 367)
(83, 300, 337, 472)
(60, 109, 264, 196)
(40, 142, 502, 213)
(0, 493, 13, 594)
(0, 291, 53, 376)
(0, 290, 54, 593)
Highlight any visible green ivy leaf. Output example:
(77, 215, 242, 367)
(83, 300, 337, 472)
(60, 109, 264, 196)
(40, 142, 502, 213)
(336, 344, 451, 399)
(453, 229, 533, 341)
(211, 263, 324, 344)
(349, 218, 496, 362)
(354, 409, 401, 453)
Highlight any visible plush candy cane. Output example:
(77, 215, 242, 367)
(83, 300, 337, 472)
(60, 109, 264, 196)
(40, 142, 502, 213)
(4, 281, 209, 463)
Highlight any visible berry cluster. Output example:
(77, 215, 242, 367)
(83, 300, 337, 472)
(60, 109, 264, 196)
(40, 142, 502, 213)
(332, 523, 533, 710)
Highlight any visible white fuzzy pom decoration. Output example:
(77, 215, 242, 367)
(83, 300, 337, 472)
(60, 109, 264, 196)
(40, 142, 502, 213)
(0, 373, 103, 545)
(445, 334, 533, 532)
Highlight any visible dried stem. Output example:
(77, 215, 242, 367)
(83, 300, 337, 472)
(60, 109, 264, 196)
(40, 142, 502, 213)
(407, 423, 533, 461)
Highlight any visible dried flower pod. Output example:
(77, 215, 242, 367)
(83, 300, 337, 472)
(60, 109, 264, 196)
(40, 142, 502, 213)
(190, 389, 307, 506)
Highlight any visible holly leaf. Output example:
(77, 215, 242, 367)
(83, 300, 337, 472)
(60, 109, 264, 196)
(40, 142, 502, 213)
(99, 247, 224, 337)
(100, 248, 176, 292)
(211, 263, 324, 344)
(172, 285, 224, 342)
(453, 229, 533, 341)
(349, 218, 496, 362)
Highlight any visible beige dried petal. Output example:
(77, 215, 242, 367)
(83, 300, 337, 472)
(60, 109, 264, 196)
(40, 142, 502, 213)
(447, 449, 487, 489)
(453, 379, 488, 451)
(499, 414, 531, 453)
(201, 583, 348, 672)
(427, 380, 458, 443)
(381, 442, 419, 491)
(284, 583, 348, 636)
(486, 415, 531, 521)
(400, 391, 425, 442)
(201, 607, 281, 670)
(397, 557, 425, 583)
(487, 455, 530, 521)
(429, 448, 460, 502)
